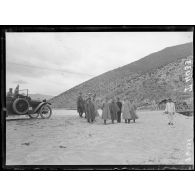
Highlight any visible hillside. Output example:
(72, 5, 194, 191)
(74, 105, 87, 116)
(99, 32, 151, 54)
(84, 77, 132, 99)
(49, 42, 193, 109)
(29, 94, 53, 101)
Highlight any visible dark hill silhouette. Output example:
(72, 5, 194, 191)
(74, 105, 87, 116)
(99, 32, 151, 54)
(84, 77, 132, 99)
(49, 42, 193, 109)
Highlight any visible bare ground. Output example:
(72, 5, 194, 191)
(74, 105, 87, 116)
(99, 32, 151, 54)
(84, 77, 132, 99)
(6, 110, 194, 165)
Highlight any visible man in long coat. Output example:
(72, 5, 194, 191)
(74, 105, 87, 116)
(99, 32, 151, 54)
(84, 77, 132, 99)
(165, 98, 175, 125)
(129, 100, 138, 123)
(116, 97, 122, 123)
(86, 97, 96, 123)
(122, 98, 131, 123)
(77, 92, 84, 117)
(102, 98, 111, 124)
(109, 98, 120, 124)
(92, 94, 99, 117)
(83, 96, 87, 118)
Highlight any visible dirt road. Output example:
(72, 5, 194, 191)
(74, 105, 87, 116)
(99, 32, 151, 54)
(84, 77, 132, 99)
(6, 110, 193, 165)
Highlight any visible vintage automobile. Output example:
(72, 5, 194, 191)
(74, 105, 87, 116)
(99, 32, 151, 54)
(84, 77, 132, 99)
(6, 89, 52, 119)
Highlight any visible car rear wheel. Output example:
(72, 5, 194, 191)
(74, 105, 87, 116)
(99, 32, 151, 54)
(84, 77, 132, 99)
(39, 104, 52, 119)
(28, 113, 39, 119)
(12, 98, 29, 115)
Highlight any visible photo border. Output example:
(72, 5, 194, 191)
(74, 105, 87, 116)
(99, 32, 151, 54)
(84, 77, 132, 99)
(1, 25, 194, 171)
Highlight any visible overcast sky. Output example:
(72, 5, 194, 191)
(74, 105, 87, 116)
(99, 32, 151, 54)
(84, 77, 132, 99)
(6, 32, 193, 96)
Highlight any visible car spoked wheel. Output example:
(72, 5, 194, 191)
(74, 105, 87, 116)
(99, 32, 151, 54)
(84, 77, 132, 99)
(28, 113, 39, 119)
(39, 104, 52, 119)
(13, 98, 29, 115)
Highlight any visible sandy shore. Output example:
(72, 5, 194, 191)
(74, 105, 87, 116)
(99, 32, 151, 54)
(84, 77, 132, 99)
(6, 110, 193, 165)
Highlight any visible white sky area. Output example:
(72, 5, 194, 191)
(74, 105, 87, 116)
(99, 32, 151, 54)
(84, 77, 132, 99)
(6, 32, 193, 96)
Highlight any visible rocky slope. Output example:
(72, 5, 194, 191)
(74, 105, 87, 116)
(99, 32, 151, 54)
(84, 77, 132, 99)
(29, 94, 53, 101)
(49, 42, 193, 109)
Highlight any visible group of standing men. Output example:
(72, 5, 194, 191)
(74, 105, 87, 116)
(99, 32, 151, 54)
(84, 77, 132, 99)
(101, 97, 138, 124)
(77, 92, 99, 123)
(77, 92, 138, 125)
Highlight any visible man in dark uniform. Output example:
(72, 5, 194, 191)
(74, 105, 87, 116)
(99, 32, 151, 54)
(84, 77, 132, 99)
(77, 92, 84, 117)
(86, 97, 95, 123)
(109, 97, 120, 124)
(7, 88, 13, 97)
(116, 97, 122, 123)
(83, 97, 87, 119)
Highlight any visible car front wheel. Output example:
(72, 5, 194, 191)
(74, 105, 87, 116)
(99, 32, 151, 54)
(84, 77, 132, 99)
(39, 104, 52, 119)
